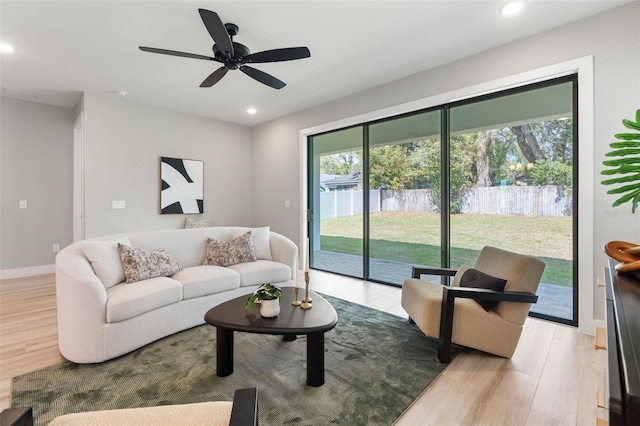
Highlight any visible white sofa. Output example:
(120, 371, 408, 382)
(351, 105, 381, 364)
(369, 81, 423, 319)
(55, 227, 297, 363)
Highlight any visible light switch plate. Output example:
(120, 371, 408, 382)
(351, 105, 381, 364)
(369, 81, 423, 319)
(19, 200, 27, 208)
(112, 200, 125, 209)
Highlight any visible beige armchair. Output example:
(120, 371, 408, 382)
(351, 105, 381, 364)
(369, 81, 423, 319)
(3, 388, 258, 426)
(401, 246, 545, 362)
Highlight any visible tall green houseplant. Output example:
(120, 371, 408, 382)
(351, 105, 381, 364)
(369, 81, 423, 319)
(601, 109, 640, 213)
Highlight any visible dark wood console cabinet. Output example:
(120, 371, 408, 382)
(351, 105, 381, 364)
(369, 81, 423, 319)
(605, 258, 640, 425)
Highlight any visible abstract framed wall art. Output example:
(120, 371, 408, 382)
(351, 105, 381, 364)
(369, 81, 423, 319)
(160, 157, 204, 214)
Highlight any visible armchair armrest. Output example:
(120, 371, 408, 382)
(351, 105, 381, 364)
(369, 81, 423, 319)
(442, 286, 538, 304)
(230, 387, 258, 426)
(0, 407, 33, 426)
(437, 287, 538, 363)
(411, 266, 457, 279)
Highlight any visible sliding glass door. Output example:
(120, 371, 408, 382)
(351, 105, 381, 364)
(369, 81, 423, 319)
(367, 111, 442, 284)
(449, 80, 576, 322)
(308, 76, 577, 325)
(309, 127, 363, 277)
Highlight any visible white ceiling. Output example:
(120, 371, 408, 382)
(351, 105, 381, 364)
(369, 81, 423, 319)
(0, 1, 632, 127)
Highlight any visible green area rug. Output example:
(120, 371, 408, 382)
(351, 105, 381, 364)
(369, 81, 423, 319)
(12, 295, 459, 425)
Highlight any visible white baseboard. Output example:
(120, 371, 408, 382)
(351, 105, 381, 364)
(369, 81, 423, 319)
(0, 264, 55, 280)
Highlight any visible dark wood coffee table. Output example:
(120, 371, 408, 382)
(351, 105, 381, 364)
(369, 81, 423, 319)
(204, 287, 338, 387)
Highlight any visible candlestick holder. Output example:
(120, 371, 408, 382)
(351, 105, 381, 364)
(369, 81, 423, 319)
(301, 271, 312, 310)
(292, 285, 302, 306)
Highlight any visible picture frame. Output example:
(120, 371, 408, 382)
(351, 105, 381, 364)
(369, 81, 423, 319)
(160, 156, 204, 214)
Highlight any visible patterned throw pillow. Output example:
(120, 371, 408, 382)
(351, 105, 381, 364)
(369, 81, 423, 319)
(117, 244, 182, 284)
(203, 232, 257, 267)
(185, 218, 211, 228)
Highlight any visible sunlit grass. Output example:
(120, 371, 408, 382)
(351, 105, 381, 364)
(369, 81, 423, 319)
(320, 211, 573, 286)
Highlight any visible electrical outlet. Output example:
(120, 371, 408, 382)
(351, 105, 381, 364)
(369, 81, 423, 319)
(284, 200, 290, 208)
(112, 200, 125, 209)
(53, 244, 60, 252)
(19, 200, 27, 208)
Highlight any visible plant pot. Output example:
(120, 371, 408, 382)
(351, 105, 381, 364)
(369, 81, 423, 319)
(259, 299, 280, 318)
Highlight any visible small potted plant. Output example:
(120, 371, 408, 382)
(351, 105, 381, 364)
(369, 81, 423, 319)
(245, 283, 282, 317)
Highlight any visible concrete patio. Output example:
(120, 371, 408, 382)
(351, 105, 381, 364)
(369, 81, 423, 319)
(313, 250, 573, 321)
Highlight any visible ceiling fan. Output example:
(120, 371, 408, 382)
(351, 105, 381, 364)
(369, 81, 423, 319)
(139, 9, 310, 90)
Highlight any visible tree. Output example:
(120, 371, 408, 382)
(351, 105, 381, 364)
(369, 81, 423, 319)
(369, 144, 421, 190)
(529, 120, 573, 163)
(509, 124, 546, 163)
(475, 130, 494, 187)
(320, 152, 360, 175)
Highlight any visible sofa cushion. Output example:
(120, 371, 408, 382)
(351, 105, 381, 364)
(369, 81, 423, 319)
(81, 236, 131, 288)
(106, 277, 183, 323)
(232, 227, 273, 260)
(228, 260, 291, 287)
(172, 266, 240, 300)
(204, 232, 257, 267)
(118, 244, 182, 284)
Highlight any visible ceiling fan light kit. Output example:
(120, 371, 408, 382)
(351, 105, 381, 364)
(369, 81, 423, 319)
(138, 9, 310, 90)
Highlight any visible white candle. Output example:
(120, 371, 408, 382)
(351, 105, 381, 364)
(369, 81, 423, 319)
(305, 237, 310, 273)
(295, 255, 299, 288)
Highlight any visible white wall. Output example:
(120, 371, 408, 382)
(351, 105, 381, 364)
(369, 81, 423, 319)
(0, 97, 75, 271)
(83, 93, 252, 237)
(251, 3, 640, 325)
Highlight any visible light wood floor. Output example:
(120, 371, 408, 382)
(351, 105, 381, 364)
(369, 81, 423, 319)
(0, 271, 606, 425)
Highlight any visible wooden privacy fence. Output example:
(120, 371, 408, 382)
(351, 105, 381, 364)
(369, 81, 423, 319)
(381, 186, 573, 217)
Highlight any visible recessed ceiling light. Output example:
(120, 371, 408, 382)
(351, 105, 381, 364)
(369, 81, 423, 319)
(247, 108, 257, 115)
(0, 43, 15, 53)
(500, 2, 524, 16)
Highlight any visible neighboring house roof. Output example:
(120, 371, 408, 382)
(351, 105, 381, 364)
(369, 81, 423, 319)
(321, 172, 361, 189)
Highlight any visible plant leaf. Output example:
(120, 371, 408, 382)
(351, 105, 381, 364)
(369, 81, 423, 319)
(605, 148, 640, 157)
(611, 188, 640, 207)
(623, 119, 640, 131)
(601, 165, 640, 175)
(604, 182, 640, 193)
(602, 158, 640, 166)
(602, 109, 640, 214)
(601, 174, 640, 185)
(610, 141, 640, 148)
(613, 133, 640, 141)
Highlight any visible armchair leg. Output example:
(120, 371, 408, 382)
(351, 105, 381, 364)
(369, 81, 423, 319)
(438, 287, 455, 363)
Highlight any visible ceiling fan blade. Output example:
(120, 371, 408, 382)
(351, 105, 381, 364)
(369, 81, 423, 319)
(240, 66, 286, 89)
(198, 9, 233, 58)
(200, 67, 229, 87)
(242, 47, 310, 64)
(139, 46, 218, 62)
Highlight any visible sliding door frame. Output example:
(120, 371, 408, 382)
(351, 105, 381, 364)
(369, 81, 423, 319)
(301, 56, 594, 333)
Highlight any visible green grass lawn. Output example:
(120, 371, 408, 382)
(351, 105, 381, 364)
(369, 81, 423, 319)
(320, 211, 573, 286)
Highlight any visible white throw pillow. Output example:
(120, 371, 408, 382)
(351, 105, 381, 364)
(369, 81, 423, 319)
(81, 236, 131, 288)
(232, 227, 272, 260)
